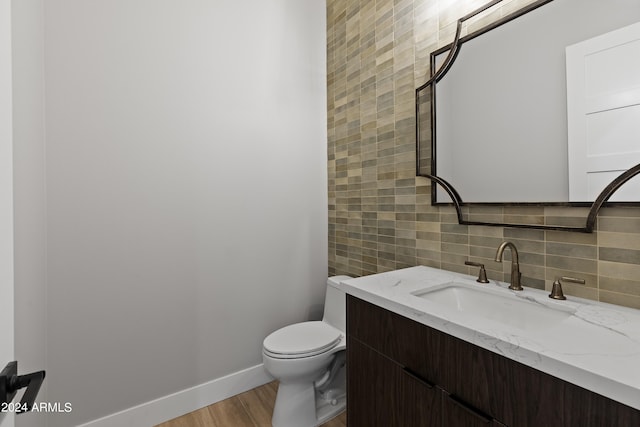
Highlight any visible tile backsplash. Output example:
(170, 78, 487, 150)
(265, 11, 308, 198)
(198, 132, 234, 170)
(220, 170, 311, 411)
(326, 0, 640, 309)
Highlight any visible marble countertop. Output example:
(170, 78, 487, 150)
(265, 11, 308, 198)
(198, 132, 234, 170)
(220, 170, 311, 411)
(338, 266, 640, 411)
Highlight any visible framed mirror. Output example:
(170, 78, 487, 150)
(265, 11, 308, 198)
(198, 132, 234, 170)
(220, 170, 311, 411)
(416, 0, 640, 232)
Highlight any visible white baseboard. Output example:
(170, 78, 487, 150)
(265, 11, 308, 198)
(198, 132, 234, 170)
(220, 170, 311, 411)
(76, 364, 273, 427)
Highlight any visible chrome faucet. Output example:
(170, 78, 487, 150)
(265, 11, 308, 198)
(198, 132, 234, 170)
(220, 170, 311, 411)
(494, 241, 523, 291)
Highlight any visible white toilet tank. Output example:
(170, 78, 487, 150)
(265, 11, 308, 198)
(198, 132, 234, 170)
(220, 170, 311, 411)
(323, 276, 352, 333)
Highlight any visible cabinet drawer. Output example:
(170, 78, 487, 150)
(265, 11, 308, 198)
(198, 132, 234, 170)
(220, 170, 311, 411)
(347, 295, 451, 388)
(347, 336, 441, 427)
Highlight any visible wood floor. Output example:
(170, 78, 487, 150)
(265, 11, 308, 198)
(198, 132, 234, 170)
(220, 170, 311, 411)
(155, 381, 347, 427)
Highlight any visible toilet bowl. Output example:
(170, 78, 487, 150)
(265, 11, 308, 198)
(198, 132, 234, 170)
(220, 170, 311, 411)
(262, 276, 352, 427)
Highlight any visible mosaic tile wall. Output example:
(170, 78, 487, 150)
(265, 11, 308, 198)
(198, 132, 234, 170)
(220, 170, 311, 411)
(326, 0, 640, 309)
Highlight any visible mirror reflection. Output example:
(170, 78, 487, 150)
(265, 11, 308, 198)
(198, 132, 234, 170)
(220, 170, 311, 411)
(425, 0, 640, 204)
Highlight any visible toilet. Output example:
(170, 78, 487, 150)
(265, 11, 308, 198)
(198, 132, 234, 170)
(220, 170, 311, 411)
(262, 276, 352, 427)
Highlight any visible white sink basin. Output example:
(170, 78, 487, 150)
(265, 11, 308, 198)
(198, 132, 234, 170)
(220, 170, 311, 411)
(412, 282, 575, 330)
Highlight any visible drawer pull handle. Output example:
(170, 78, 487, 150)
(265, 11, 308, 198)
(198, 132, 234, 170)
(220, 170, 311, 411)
(448, 393, 492, 424)
(402, 367, 435, 389)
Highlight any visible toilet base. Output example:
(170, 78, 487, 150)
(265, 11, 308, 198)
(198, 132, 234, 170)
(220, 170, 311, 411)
(315, 383, 346, 425)
(271, 370, 346, 427)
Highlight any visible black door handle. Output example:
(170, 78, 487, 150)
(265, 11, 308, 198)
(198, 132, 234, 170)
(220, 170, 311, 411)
(0, 361, 46, 414)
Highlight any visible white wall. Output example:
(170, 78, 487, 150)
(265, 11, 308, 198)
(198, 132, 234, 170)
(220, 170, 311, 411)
(0, 1, 15, 426)
(11, 1, 47, 426)
(43, 1, 327, 426)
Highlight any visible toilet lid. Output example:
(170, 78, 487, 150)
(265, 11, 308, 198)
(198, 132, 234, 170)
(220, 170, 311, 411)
(263, 321, 342, 357)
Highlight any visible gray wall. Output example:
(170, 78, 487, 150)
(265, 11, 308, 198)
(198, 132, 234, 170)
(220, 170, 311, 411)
(13, 1, 328, 426)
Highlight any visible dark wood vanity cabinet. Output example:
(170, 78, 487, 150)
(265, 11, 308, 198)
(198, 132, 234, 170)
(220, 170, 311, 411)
(346, 295, 640, 427)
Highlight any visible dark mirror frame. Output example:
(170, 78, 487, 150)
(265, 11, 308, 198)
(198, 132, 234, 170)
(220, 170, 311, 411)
(415, 0, 640, 233)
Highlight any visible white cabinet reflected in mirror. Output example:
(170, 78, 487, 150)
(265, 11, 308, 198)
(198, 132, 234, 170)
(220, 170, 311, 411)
(420, 0, 640, 205)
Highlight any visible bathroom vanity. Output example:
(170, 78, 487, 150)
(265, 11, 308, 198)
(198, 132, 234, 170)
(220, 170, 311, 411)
(339, 266, 640, 426)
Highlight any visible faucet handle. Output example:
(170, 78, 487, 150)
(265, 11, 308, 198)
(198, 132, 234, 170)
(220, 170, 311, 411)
(549, 279, 566, 300)
(561, 276, 586, 285)
(465, 261, 489, 283)
(549, 276, 585, 300)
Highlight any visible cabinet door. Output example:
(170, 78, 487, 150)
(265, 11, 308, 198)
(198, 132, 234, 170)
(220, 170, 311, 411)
(347, 336, 441, 427)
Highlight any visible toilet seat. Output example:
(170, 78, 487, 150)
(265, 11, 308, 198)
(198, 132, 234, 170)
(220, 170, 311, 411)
(263, 321, 342, 359)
